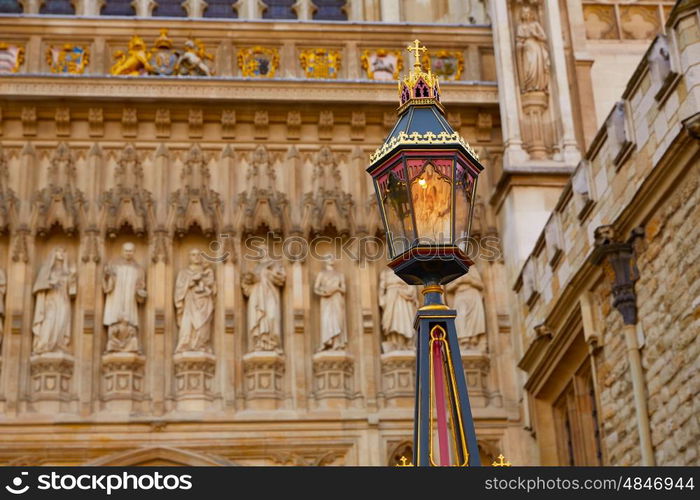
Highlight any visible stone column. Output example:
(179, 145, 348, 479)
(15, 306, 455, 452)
(311, 350, 354, 409)
(542, 0, 580, 163)
(520, 91, 549, 160)
(491, 0, 529, 165)
(380, 0, 400, 22)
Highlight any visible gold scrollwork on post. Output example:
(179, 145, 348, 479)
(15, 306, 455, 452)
(492, 454, 512, 466)
(299, 48, 341, 79)
(237, 46, 280, 78)
(421, 50, 464, 81)
(0, 42, 25, 74)
(46, 44, 90, 74)
(360, 49, 403, 81)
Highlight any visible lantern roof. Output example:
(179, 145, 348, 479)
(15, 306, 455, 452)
(369, 40, 480, 169)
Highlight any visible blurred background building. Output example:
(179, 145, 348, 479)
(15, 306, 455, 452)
(0, 0, 696, 466)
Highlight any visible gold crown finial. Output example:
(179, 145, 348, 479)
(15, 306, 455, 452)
(492, 454, 512, 467)
(407, 39, 427, 70)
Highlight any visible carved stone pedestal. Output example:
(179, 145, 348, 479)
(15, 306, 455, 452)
(312, 351, 354, 409)
(380, 350, 415, 408)
(521, 91, 549, 160)
(101, 352, 146, 413)
(242, 351, 285, 410)
(173, 351, 216, 411)
(29, 352, 74, 413)
(461, 350, 491, 408)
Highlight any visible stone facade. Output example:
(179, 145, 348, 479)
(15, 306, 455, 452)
(514, 0, 700, 466)
(0, 0, 694, 467)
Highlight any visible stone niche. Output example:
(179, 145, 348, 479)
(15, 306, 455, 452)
(311, 350, 355, 409)
(173, 351, 216, 411)
(242, 351, 285, 410)
(380, 350, 415, 408)
(29, 352, 75, 413)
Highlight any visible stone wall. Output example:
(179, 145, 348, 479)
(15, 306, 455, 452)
(514, 0, 700, 465)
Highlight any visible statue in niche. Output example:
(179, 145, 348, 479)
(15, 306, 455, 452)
(378, 268, 419, 353)
(174, 249, 216, 353)
(515, 4, 550, 94)
(32, 247, 76, 354)
(103, 242, 147, 353)
(446, 266, 487, 351)
(241, 256, 286, 353)
(314, 258, 347, 351)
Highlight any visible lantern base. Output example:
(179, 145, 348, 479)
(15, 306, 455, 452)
(389, 245, 473, 286)
(412, 286, 481, 466)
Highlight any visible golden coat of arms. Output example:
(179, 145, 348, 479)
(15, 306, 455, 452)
(0, 42, 25, 74)
(46, 44, 90, 74)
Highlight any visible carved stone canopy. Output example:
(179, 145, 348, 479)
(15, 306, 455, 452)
(302, 146, 354, 236)
(237, 145, 288, 235)
(100, 143, 153, 238)
(33, 142, 84, 237)
(169, 144, 221, 238)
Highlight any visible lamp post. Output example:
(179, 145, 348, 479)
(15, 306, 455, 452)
(367, 40, 484, 466)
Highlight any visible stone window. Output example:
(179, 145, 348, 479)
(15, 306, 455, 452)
(262, 0, 297, 19)
(39, 0, 75, 15)
(553, 361, 603, 465)
(203, 0, 238, 18)
(312, 0, 347, 21)
(153, 0, 187, 17)
(101, 0, 136, 16)
(0, 0, 22, 13)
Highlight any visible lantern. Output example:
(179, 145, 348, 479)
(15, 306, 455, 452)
(367, 40, 483, 287)
(368, 40, 484, 467)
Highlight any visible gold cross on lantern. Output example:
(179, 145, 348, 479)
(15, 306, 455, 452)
(407, 39, 427, 69)
(396, 456, 414, 467)
(492, 454, 512, 467)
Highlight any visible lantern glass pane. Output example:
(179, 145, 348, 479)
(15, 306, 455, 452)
(409, 160, 453, 245)
(454, 163, 476, 253)
(377, 163, 415, 256)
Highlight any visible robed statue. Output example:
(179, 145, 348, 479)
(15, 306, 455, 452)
(516, 5, 550, 94)
(314, 259, 347, 351)
(32, 247, 76, 354)
(174, 249, 216, 353)
(378, 268, 419, 353)
(446, 266, 487, 351)
(103, 242, 147, 353)
(242, 257, 286, 353)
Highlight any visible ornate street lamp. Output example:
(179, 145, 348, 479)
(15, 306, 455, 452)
(367, 40, 484, 466)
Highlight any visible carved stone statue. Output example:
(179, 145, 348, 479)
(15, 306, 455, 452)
(110, 35, 154, 76)
(378, 268, 419, 353)
(516, 5, 550, 94)
(32, 247, 76, 354)
(242, 257, 286, 353)
(174, 249, 216, 353)
(314, 259, 347, 351)
(176, 39, 213, 76)
(446, 266, 487, 351)
(103, 242, 147, 353)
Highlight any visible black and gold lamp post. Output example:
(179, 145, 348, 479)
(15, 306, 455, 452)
(367, 40, 484, 466)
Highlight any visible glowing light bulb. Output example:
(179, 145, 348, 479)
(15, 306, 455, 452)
(418, 178, 427, 188)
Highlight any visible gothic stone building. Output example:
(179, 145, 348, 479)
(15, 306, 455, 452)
(0, 0, 696, 466)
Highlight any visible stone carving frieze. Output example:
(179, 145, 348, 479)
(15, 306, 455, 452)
(169, 144, 221, 238)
